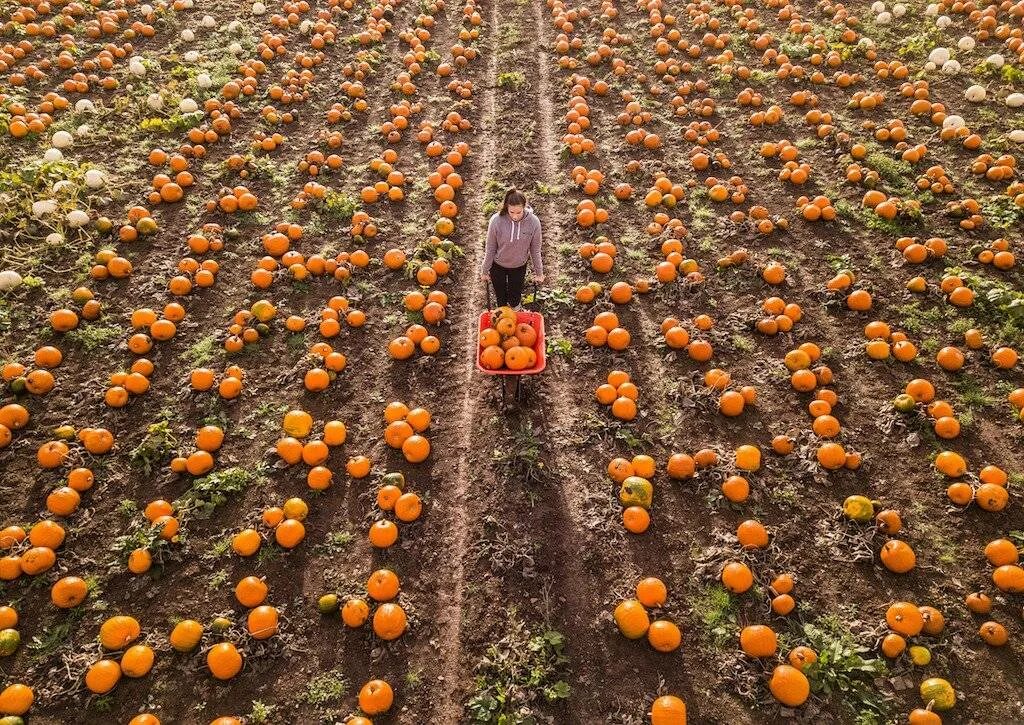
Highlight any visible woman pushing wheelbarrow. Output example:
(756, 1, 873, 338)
(479, 187, 545, 307)
(477, 187, 547, 407)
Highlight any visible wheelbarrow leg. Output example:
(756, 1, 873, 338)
(514, 375, 527, 403)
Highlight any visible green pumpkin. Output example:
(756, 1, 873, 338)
(619, 476, 653, 510)
(381, 472, 406, 490)
(317, 593, 339, 615)
(0, 629, 19, 657)
(842, 495, 874, 522)
(893, 393, 917, 412)
(0, 716, 26, 725)
(919, 677, 955, 711)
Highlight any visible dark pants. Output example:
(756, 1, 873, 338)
(489, 262, 527, 307)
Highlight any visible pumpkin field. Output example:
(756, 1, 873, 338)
(2, 0, 1024, 720)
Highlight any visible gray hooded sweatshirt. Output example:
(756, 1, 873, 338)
(480, 206, 543, 277)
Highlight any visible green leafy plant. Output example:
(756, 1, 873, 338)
(799, 617, 891, 722)
(130, 420, 179, 476)
(465, 613, 571, 723)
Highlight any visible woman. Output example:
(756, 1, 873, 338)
(480, 188, 544, 308)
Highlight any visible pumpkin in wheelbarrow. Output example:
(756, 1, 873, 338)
(619, 475, 653, 509)
(515, 322, 538, 347)
(480, 345, 505, 370)
(505, 346, 536, 371)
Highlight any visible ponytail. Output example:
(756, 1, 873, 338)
(499, 187, 527, 216)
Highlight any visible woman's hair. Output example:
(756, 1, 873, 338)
(499, 187, 527, 216)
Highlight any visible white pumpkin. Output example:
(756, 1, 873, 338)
(197, 73, 212, 89)
(84, 169, 106, 189)
(893, 4, 907, 16)
(958, 36, 975, 51)
(1008, 129, 1024, 143)
(942, 114, 966, 129)
(876, 11, 892, 23)
(965, 85, 986, 102)
(43, 149, 63, 162)
(986, 54, 1005, 68)
(181, 28, 194, 42)
(1006, 93, 1024, 108)
(74, 99, 95, 113)
(129, 59, 146, 77)
(936, 15, 952, 28)
(46, 232, 64, 245)
(941, 60, 961, 74)
(147, 93, 163, 111)
(32, 200, 58, 218)
(925, 3, 938, 14)
(871, 1, 885, 12)
(53, 180, 75, 195)
(65, 209, 90, 228)
(179, 98, 199, 114)
(201, 14, 215, 27)
(0, 271, 23, 292)
(183, 50, 200, 63)
(229, 42, 243, 55)
(51, 130, 73, 149)
(252, 1, 266, 14)
(75, 124, 91, 138)
(928, 47, 950, 65)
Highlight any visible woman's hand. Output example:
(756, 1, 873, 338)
(480, 274, 490, 283)
(532, 274, 545, 284)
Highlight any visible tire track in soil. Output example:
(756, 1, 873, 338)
(424, 0, 502, 717)
(509, 0, 643, 719)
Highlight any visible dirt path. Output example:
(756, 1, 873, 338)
(426, 0, 503, 718)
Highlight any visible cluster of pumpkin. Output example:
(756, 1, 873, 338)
(80, 616, 158, 695)
(703, 370, 757, 418)
(973, 237, 1015, 269)
(168, 424, 224, 478)
(842, 495, 917, 574)
(605, 455, 656, 533)
(578, 236, 617, 273)
(880, 600, 945, 664)
(369, 472, 422, 549)
(613, 577, 682, 653)
(595, 369, 638, 421)
(383, 401, 432, 463)
(122, 302, 185, 356)
(321, 568, 408, 642)
(861, 319, 919, 363)
(3, 345, 64, 399)
(276, 410, 347, 489)
(0, 511, 70, 583)
(936, 453, 1012, 514)
(116, 204, 160, 242)
(894, 378, 962, 439)
(388, 286, 448, 361)
(211, 185, 259, 214)
(189, 364, 244, 400)
(478, 307, 539, 371)
(585, 311, 630, 351)
(222, 299, 277, 354)
(660, 316, 714, 361)
(754, 296, 803, 335)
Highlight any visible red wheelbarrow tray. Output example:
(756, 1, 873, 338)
(476, 309, 546, 375)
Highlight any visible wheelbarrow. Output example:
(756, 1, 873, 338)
(477, 280, 546, 409)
